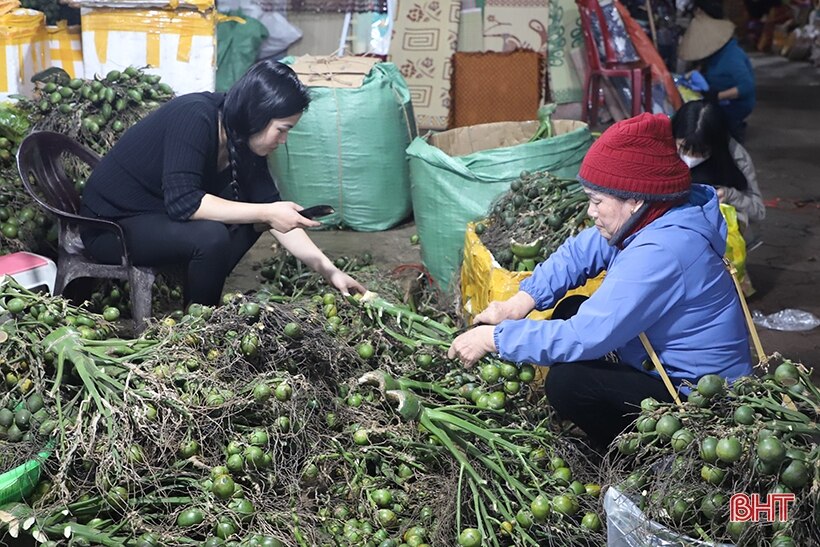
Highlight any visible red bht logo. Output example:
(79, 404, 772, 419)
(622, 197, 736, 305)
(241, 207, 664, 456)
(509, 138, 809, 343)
(730, 493, 796, 522)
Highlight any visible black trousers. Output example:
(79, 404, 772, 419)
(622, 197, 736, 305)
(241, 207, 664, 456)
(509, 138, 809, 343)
(80, 212, 261, 306)
(545, 360, 681, 449)
(543, 295, 683, 448)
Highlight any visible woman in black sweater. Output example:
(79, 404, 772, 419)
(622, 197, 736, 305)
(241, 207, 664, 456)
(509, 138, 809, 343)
(80, 60, 365, 306)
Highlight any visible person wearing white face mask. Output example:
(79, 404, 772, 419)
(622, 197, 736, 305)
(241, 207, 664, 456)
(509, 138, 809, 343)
(680, 154, 708, 169)
(671, 100, 765, 250)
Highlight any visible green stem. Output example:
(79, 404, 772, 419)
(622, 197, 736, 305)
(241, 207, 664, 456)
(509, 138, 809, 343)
(456, 464, 465, 533)
(419, 412, 485, 487)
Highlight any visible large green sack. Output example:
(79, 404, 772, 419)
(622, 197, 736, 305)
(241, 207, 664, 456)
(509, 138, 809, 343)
(216, 11, 269, 92)
(269, 60, 416, 232)
(407, 119, 592, 287)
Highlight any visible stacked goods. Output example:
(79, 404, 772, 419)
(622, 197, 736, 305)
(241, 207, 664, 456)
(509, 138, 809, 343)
(477, 170, 590, 272)
(79, 6, 218, 96)
(24, 66, 174, 157)
(605, 362, 820, 546)
(0, 8, 49, 100)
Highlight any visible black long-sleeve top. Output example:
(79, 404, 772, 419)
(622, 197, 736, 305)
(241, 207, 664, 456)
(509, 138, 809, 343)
(81, 92, 279, 221)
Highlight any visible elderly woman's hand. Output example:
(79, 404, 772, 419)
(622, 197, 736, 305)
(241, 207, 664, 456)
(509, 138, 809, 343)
(473, 292, 536, 326)
(474, 301, 512, 326)
(447, 325, 497, 368)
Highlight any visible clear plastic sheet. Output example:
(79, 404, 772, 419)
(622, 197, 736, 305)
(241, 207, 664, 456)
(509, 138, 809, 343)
(752, 309, 820, 332)
(604, 487, 734, 547)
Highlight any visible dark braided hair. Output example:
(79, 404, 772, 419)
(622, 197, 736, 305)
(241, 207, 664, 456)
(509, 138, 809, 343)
(225, 135, 241, 201)
(221, 59, 311, 200)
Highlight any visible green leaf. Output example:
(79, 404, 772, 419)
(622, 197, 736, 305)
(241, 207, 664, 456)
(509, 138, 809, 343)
(0, 103, 30, 140)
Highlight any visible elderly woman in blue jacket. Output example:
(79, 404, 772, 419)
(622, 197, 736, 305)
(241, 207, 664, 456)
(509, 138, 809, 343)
(448, 113, 753, 448)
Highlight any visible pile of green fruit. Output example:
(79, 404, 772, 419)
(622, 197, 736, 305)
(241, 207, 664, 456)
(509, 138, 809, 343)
(0, 68, 174, 257)
(25, 66, 174, 157)
(0, 104, 53, 254)
(608, 360, 819, 546)
(478, 171, 590, 272)
(20, 0, 61, 24)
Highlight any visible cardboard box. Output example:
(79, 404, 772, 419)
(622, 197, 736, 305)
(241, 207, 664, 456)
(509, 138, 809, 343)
(46, 22, 83, 79)
(0, 8, 49, 100)
(81, 7, 217, 95)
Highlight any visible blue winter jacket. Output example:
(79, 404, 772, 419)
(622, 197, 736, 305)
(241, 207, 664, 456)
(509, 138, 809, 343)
(703, 38, 756, 133)
(493, 184, 752, 393)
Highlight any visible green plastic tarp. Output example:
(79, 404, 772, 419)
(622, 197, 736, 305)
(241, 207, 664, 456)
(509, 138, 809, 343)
(407, 119, 592, 287)
(216, 11, 269, 93)
(268, 61, 416, 232)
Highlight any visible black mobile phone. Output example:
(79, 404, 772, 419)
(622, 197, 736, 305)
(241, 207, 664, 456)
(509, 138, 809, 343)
(300, 205, 335, 220)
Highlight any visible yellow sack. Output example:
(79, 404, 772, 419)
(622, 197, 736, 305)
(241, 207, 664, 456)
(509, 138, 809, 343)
(460, 222, 605, 386)
(720, 203, 751, 295)
(461, 222, 605, 323)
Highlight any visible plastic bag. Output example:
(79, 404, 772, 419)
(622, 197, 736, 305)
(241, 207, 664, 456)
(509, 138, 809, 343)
(604, 487, 735, 547)
(720, 204, 748, 291)
(752, 309, 820, 332)
(256, 11, 302, 59)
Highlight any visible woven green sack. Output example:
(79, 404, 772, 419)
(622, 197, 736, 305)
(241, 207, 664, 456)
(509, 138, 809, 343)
(407, 118, 591, 287)
(269, 60, 416, 232)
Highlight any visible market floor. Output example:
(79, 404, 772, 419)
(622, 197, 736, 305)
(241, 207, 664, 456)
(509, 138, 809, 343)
(227, 53, 820, 378)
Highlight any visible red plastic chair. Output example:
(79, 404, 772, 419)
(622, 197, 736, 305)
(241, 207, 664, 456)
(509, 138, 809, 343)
(575, 0, 652, 126)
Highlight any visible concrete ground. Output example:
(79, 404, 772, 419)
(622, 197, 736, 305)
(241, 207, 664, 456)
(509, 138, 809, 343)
(741, 54, 820, 375)
(227, 53, 820, 376)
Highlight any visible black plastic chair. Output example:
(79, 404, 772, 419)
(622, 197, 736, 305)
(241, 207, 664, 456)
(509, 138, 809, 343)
(16, 131, 156, 333)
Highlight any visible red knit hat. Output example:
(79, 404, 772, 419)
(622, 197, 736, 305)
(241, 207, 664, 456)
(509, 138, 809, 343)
(578, 113, 691, 202)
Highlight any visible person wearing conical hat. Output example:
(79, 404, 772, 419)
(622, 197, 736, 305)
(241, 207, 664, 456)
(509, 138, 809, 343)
(679, 10, 756, 143)
(447, 114, 752, 448)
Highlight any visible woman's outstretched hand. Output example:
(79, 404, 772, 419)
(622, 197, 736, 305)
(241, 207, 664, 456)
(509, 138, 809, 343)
(326, 269, 366, 297)
(265, 202, 321, 232)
